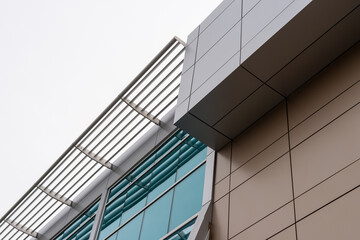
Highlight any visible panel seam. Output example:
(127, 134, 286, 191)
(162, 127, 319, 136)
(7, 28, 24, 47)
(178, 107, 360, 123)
(285, 99, 299, 240)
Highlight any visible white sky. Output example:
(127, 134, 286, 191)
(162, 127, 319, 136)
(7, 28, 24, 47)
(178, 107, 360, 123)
(0, 0, 222, 218)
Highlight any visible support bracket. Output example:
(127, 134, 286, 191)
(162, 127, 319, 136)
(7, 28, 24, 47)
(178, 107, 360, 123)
(122, 98, 160, 125)
(5, 219, 38, 238)
(76, 146, 113, 169)
(38, 186, 72, 206)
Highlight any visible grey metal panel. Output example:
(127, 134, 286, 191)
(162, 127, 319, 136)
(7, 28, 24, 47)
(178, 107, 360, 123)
(241, 0, 311, 63)
(174, 97, 190, 124)
(241, 0, 359, 81)
(241, 0, 294, 48)
(267, 7, 360, 96)
(197, 0, 241, 60)
(207, 147, 214, 157)
(192, 21, 241, 93)
(177, 67, 194, 104)
(202, 151, 215, 206)
(189, 52, 241, 112)
(199, 0, 235, 33)
(188, 202, 212, 240)
(182, 38, 199, 74)
(243, 0, 261, 16)
(214, 85, 284, 139)
(189, 63, 263, 127)
(187, 26, 200, 45)
(174, 110, 231, 150)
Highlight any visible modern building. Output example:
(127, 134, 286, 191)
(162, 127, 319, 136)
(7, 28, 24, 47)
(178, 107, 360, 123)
(1, 0, 359, 240)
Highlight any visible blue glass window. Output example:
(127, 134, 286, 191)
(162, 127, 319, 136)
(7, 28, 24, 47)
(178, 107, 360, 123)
(97, 131, 206, 240)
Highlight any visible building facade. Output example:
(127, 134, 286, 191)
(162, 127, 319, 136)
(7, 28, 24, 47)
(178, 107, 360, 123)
(1, 0, 359, 240)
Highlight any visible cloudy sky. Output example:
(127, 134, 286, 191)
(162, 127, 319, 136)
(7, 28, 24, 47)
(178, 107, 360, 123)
(0, 0, 222, 218)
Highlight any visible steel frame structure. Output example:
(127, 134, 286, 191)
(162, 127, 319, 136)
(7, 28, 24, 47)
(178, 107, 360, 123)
(0, 37, 186, 240)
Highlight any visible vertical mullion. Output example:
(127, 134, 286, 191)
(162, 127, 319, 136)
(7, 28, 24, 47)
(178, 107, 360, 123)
(166, 139, 184, 233)
(89, 189, 108, 240)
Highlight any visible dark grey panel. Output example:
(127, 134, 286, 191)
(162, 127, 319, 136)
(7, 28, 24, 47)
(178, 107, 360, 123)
(174, 111, 231, 150)
(189, 64, 263, 127)
(214, 85, 284, 139)
(242, 0, 359, 81)
(192, 21, 241, 93)
(197, 0, 241, 60)
(178, 66, 194, 104)
(267, 6, 360, 96)
(241, 0, 294, 47)
(199, 0, 235, 33)
(187, 26, 200, 44)
(243, 0, 261, 16)
(182, 38, 199, 73)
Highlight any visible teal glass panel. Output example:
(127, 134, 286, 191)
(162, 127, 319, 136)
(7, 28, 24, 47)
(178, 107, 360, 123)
(62, 217, 82, 239)
(155, 133, 183, 160)
(108, 179, 129, 202)
(128, 154, 156, 181)
(98, 131, 207, 240)
(85, 201, 100, 216)
(74, 218, 93, 240)
(120, 197, 146, 224)
(177, 147, 206, 180)
(97, 219, 120, 240)
(147, 173, 175, 204)
(115, 213, 143, 240)
(169, 165, 205, 231)
(139, 190, 173, 240)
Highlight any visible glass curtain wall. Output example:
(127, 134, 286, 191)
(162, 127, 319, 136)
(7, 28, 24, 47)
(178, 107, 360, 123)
(54, 200, 100, 240)
(97, 131, 207, 240)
